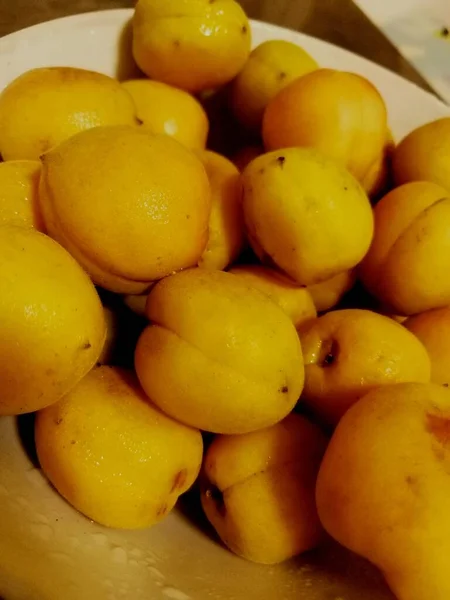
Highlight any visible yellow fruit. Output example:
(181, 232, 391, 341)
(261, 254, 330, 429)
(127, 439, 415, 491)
(241, 148, 374, 285)
(263, 69, 387, 183)
(316, 382, 450, 600)
(0, 67, 137, 160)
(0, 226, 105, 415)
(307, 270, 356, 313)
(0, 160, 44, 230)
(393, 117, 450, 191)
(40, 125, 211, 294)
(121, 79, 209, 149)
(97, 307, 119, 365)
(35, 366, 203, 529)
(361, 128, 395, 199)
(230, 39, 318, 131)
(132, 0, 251, 93)
(359, 181, 450, 314)
(201, 413, 327, 564)
(298, 309, 431, 425)
(135, 269, 304, 434)
(123, 292, 150, 318)
(198, 151, 244, 271)
(404, 307, 450, 386)
(229, 265, 317, 328)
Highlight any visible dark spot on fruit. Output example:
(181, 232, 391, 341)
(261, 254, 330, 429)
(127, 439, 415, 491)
(171, 468, 188, 493)
(279, 385, 289, 394)
(205, 485, 226, 516)
(276, 156, 286, 167)
(186, 214, 191, 220)
(320, 340, 339, 367)
(242, 25, 248, 34)
(440, 26, 449, 38)
(427, 414, 450, 448)
(322, 353, 335, 366)
(71, 440, 76, 445)
(45, 368, 55, 376)
(174, 39, 181, 48)
(136, 117, 144, 126)
(157, 503, 168, 518)
(55, 418, 63, 425)
(259, 167, 265, 174)
(82, 341, 91, 350)
(278, 71, 287, 81)
(344, 186, 348, 191)
(444, 383, 449, 387)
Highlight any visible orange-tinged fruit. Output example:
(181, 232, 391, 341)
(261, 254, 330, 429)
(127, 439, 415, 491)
(393, 117, 450, 191)
(0, 160, 44, 230)
(316, 382, 450, 600)
(404, 307, 450, 386)
(35, 366, 203, 529)
(198, 150, 244, 271)
(121, 78, 209, 149)
(0, 226, 105, 415)
(307, 270, 356, 313)
(40, 125, 211, 294)
(359, 181, 450, 315)
(0, 67, 137, 160)
(361, 128, 395, 199)
(229, 264, 317, 328)
(135, 269, 304, 434)
(201, 413, 327, 564)
(132, 0, 251, 93)
(262, 69, 387, 183)
(241, 147, 374, 286)
(298, 309, 431, 426)
(230, 39, 318, 131)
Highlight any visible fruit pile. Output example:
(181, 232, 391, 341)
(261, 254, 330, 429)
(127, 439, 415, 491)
(1, 1, 450, 598)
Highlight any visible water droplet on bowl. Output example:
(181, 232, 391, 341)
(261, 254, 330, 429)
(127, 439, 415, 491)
(29, 523, 53, 542)
(111, 546, 128, 564)
(162, 586, 191, 600)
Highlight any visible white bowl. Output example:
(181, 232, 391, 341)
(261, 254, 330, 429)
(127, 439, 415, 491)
(0, 9, 448, 600)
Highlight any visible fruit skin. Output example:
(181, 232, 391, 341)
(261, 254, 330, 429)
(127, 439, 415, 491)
(40, 125, 211, 294)
(121, 79, 209, 149)
(0, 67, 137, 160)
(393, 117, 450, 191)
(98, 307, 119, 365)
(35, 366, 203, 529)
(230, 39, 318, 132)
(123, 292, 150, 318)
(201, 413, 327, 564)
(0, 161, 44, 230)
(298, 309, 431, 426)
(361, 128, 395, 200)
(135, 268, 304, 434)
(241, 147, 374, 286)
(307, 270, 356, 313)
(197, 151, 245, 271)
(263, 69, 387, 183)
(132, 0, 251, 93)
(404, 307, 450, 386)
(0, 226, 105, 415)
(229, 264, 317, 328)
(359, 181, 450, 315)
(316, 382, 450, 600)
